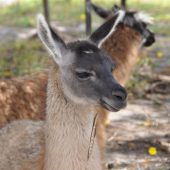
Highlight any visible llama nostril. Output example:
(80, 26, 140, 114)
(112, 89, 127, 101)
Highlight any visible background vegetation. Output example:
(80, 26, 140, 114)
(0, 0, 169, 77)
(0, 0, 170, 31)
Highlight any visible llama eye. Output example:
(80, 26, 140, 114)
(76, 72, 93, 80)
(111, 65, 116, 72)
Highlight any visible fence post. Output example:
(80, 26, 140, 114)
(43, 0, 50, 24)
(85, 0, 92, 36)
(121, 0, 127, 9)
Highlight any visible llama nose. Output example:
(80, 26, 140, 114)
(112, 88, 127, 101)
(144, 31, 155, 46)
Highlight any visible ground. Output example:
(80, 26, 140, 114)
(106, 98, 170, 170)
(104, 35, 170, 170)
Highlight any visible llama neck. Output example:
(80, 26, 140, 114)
(44, 66, 101, 170)
(102, 25, 142, 85)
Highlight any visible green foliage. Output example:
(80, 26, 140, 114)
(0, 0, 169, 77)
(0, 38, 48, 78)
(0, 0, 170, 35)
(125, 56, 154, 99)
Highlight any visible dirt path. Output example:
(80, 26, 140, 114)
(106, 98, 170, 170)
(105, 35, 170, 170)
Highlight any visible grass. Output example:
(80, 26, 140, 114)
(0, 38, 49, 78)
(0, 0, 170, 78)
(0, 0, 170, 34)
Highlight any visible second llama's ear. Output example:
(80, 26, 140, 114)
(91, 3, 112, 19)
(89, 10, 125, 48)
(112, 5, 121, 13)
(37, 14, 67, 65)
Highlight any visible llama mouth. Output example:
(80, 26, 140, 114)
(100, 98, 124, 112)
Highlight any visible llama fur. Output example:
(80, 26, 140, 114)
(0, 65, 103, 170)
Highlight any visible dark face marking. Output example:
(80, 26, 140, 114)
(91, 3, 155, 47)
(121, 11, 155, 47)
(63, 41, 127, 111)
(91, 2, 113, 19)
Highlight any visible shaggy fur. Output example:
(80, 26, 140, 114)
(102, 25, 141, 85)
(44, 66, 102, 170)
(0, 66, 102, 170)
(0, 73, 47, 128)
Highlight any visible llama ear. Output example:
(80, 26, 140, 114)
(90, 10, 125, 47)
(91, 3, 112, 19)
(112, 5, 121, 13)
(37, 14, 67, 64)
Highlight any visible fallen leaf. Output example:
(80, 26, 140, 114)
(143, 119, 153, 127)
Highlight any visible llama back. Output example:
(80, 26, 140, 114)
(0, 73, 47, 128)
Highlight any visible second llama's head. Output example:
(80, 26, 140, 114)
(91, 3, 155, 47)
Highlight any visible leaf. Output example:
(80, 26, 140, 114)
(143, 119, 153, 127)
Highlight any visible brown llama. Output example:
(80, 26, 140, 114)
(0, 73, 47, 128)
(91, 4, 155, 149)
(0, 14, 127, 170)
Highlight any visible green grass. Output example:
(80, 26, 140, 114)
(0, 0, 170, 78)
(0, 0, 170, 34)
(0, 38, 49, 78)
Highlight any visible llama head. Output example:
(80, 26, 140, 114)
(91, 3, 155, 47)
(37, 14, 127, 112)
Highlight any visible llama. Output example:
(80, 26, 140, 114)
(0, 6, 155, 154)
(90, 4, 155, 148)
(0, 73, 47, 128)
(91, 4, 155, 85)
(0, 14, 127, 170)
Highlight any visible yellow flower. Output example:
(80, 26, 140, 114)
(156, 51, 164, 58)
(80, 13, 85, 21)
(148, 147, 157, 156)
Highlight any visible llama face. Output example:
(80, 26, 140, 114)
(123, 11, 155, 47)
(61, 41, 127, 111)
(37, 15, 127, 112)
(91, 3, 155, 47)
